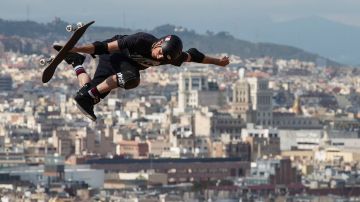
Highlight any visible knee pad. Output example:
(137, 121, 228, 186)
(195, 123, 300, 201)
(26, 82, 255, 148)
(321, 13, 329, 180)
(124, 77, 140, 89)
(116, 71, 140, 90)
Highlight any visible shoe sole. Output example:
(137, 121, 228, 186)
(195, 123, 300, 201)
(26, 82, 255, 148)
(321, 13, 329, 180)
(73, 99, 97, 121)
(53, 44, 85, 64)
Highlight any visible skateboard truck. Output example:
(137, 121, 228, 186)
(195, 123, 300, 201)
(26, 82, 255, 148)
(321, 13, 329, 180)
(39, 56, 55, 66)
(66, 22, 85, 32)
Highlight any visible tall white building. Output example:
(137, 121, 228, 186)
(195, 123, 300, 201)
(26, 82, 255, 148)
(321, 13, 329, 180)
(178, 71, 220, 112)
(232, 70, 273, 127)
(247, 77, 273, 126)
(232, 75, 253, 122)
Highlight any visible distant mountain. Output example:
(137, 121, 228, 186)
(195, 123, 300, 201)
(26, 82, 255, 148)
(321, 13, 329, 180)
(148, 24, 341, 66)
(0, 18, 340, 67)
(235, 16, 360, 66)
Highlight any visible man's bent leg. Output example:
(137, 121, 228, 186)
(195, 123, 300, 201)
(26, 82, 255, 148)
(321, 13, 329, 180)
(96, 75, 119, 94)
(74, 55, 140, 121)
(73, 75, 118, 121)
(92, 67, 140, 96)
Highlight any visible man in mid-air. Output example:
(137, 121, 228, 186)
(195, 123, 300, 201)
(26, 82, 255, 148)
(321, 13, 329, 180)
(56, 32, 230, 121)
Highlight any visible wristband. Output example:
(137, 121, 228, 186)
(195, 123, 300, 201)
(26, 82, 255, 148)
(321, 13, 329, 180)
(186, 48, 205, 63)
(92, 41, 109, 55)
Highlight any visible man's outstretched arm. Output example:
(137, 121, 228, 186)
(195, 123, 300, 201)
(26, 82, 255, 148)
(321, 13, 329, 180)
(183, 48, 230, 67)
(202, 55, 230, 67)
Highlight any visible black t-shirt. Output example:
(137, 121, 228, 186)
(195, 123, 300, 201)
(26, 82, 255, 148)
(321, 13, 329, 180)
(103, 32, 187, 70)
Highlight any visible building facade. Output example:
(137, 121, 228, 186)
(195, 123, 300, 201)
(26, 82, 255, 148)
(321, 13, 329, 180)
(88, 157, 250, 184)
(178, 71, 220, 111)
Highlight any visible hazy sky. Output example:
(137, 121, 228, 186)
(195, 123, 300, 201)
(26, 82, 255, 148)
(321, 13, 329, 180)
(1, 0, 360, 35)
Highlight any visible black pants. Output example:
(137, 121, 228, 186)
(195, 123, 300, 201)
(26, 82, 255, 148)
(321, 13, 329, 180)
(90, 53, 141, 99)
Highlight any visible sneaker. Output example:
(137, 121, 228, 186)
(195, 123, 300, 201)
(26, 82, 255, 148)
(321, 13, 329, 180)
(73, 83, 100, 121)
(53, 44, 85, 66)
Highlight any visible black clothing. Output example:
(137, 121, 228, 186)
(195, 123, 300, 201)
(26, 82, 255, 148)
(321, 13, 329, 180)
(90, 32, 189, 98)
(90, 54, 141, 98)
(74, 83, 98, 121)
(106, 32, 188, 69)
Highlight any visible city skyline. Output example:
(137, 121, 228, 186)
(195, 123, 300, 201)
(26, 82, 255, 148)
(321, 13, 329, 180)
(1, 35, 360, 200)
(1, 1, 360, 200)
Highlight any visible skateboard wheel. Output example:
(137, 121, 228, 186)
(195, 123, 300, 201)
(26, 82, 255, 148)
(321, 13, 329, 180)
(77, 22, 84, 28)
(66, 25, 74, 32)
(40, 57, 54, 66)
(40, 59, 46, 66)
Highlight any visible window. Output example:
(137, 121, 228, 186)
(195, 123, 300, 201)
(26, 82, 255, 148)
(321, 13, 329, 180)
(192, 78, 200, 90)
(185, 78, 189, 90)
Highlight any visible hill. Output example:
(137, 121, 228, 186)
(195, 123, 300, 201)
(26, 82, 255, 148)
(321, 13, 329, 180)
(235, 16, 360, 66)
(0, 18, 341, 67)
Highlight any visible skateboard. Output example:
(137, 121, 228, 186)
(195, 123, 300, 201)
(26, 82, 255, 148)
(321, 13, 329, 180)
(40, 21, 95, 83)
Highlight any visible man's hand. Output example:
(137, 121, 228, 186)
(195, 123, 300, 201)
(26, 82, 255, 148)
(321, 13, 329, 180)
(218, 56, 230, 67)
(202, 55, 230, 67)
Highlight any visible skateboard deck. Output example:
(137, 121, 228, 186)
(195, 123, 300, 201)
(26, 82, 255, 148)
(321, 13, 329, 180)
(41, 21, 95, 83)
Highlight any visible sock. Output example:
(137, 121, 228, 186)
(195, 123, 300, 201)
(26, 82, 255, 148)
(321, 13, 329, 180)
(88, 87, 100, 99)
(74, 65, 86, 77)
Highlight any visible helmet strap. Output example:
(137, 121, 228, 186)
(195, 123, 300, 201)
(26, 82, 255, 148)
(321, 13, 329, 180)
(151, 40, 163, 49)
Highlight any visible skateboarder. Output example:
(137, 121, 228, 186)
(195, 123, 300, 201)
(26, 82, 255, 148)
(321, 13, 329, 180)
(60, 32, 230, 121)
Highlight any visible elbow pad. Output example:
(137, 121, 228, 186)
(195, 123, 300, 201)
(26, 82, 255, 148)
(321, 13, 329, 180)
(186, 48, 205, 63)
(92, 41, 109, 55)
